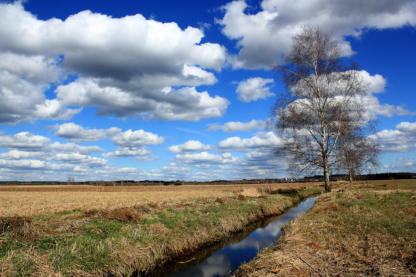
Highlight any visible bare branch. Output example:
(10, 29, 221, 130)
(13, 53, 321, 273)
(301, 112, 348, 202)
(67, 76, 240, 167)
(273, 26, 376, 191)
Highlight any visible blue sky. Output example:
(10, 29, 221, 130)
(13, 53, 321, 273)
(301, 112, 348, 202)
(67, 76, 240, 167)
(0, 0, 415, 181)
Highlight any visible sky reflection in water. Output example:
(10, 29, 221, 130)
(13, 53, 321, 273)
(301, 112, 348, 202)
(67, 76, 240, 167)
(170, 197, 317, 277)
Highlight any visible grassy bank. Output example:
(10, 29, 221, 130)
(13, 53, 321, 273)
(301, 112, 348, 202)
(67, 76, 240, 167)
(0, 185, 322, 276)
(234, 179, 416, 276)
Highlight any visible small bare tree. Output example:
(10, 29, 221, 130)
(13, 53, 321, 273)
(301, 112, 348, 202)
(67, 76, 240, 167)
(337, 122, 379, 185)
(274, 27, 366, 192)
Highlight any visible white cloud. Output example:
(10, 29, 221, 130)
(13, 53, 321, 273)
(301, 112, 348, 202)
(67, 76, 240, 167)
(0, 159, 47, 169)
(0, 150, 45, 160)
(0, 54, 79, 124)
(51, 124, 163, 162)
(103, 147, 151, 158)
(353, 71, 415, 119)
(369, 121, 416, 152)
(208, 119, 268, 132)
(397, 122, 416, 133)
(0, 2, 229, 122)
(218, 131, 283, 152)
(379, 157, 416, 172)
(56, 78, 229, 121)
(0, 132, 50, 150)
(219, 0, 416, 69)
(236, 77, 274, 102)
(0, 131, 110, 179)
(54, 122, 120, 142)
(0, 3, 226, 72)
(168, 140, 211, 153)
(55, 153, 107, 166)
(175, 151, 238, 165)
(53, 124, 163, 159)
(0, 52, 59, 83)
(48, 142, 103, 154)
(147, 165, 192, 181)
(282, 70, 413, 121)
(0, 142, 103, 160)
(111, 129, 164, 147)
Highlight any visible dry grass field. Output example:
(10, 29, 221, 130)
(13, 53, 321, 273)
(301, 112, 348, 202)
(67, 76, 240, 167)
(0, 182, 318, 217)
(234, 179, 416, 276)
(0, 182, 324, 276)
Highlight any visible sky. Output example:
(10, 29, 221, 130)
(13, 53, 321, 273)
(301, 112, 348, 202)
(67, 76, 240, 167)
(0, 0, 415, 181)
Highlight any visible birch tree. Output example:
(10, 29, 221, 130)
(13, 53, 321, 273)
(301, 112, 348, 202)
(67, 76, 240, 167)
(274, 27, 366, 192)
(337, 122, 379, 185)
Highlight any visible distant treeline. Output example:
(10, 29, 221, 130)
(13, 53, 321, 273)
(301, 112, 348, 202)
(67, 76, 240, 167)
(304, 172, 416, 182)
(1, 172, 415, 186)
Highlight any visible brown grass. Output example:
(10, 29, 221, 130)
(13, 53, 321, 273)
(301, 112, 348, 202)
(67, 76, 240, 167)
(234, 179, 416, 277)
(0, 183, 321, 217)
(0, 183, 324, 276)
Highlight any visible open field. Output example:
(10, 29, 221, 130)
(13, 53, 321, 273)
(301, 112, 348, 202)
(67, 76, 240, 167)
(0, 183, 319, 217)
(234, 179, 416, 276)
(0, 182, 324, 276)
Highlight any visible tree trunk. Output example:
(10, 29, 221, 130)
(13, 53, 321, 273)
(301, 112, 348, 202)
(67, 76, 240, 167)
(348, 169, 353, 185)
(323, 161, 331, 192)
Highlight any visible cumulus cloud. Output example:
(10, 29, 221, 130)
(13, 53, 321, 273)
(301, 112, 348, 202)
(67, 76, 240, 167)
(351, 71, 415, 119)
(55, 153, 107, 166)
(103, 147, 151, 158)
(219, 0, 416, 68)
(282, 70, 414, 121)
(236, 77, 274, 102)
(0, 132, 50, 150)
(218, 131, 283, 152)
(111, 129, 164, 147)
(0, 159, 47, 170)
(54, 123, 164, 158)
(56, 79, 229, 121)
(0, 142, 102, 160)
(0, 131, 110, 177)
(0, 2, 229, 122)
(369, 121, 416, 152)
(208, 119, 268, 132)
(102, 129, 164, 160)
(54, 122, 120, 142)
(104, 148, 151, 157)
(0, 131, 288, 180)
(0, 149, 45, 160)
(48, 142, 103, 154)
(168, 140, 211, 153)
(0, 53, 80, 124)
(240, 149, 287, 175)
(175, 151, 237, 165)
(380, 157, 416, 172)
(0, 3, 225, 73)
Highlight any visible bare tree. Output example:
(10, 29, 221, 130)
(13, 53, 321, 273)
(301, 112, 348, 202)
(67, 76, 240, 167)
(337, 122, 379, 185)
(274, 27, 366, 192)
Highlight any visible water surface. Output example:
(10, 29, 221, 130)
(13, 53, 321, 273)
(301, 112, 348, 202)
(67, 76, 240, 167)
(166, 196, 317, 277)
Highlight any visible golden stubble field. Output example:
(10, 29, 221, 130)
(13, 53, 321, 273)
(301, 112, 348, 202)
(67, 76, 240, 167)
(0, 182, 319, 217)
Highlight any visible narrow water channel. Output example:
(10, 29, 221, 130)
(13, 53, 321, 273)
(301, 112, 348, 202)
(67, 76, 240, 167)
(160, 196, 317, 277)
